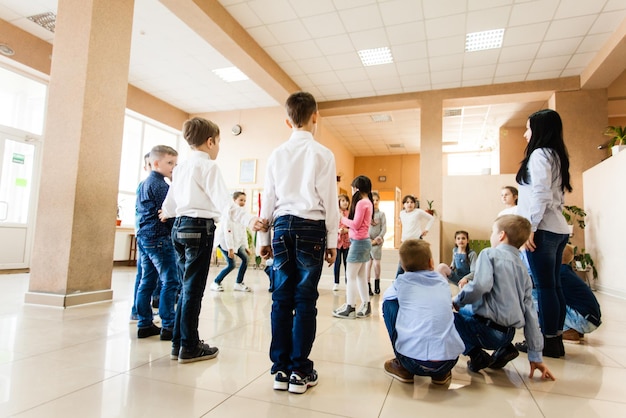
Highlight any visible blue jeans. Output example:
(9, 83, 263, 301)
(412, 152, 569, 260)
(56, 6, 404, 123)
(131, 248, 160, 317)
(334, 247, 348, 284)
(270, 215, 326, 375)
(524, 230, 569, 336)
(383, 299, 458, 378)
(214, 245, 248, 284)
(171, 217, 216, 350)
(136, 236, 179, 330)
(453, 310, 516, 355)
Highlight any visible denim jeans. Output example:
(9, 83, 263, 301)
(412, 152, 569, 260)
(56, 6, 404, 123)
(453, 310, 516, 355)
(524, 230, 569, 336)
(214, 245, 248, 284)
(136, 236, 179, 330)
(334, 247, 348, 284)
(171, 217, 216, 350)
(131, 248, 160, 317)
(270, 215, 326, 375)
(383, 299, 458, 378)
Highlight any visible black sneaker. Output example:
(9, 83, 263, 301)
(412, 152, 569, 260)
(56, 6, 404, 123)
(272, 371, 289, 391)
(288, 370, 318, 394)
(170, 345, 180, 360)
(137, 323, 161, 338)
(160, 328, 173, 341)
(489, 343, 519, 369)
(178, 341, 219, 364)
(514, 340, 528, 353)
(467, 348, 493, 373)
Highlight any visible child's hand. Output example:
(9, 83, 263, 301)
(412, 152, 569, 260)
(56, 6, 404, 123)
(158, 209, 168, 222)
(249, 217, 269, 232)
(325, 248, 337, 266)
(260, 245, 273, 259)
(458, 277, 469, 288)
(529, 361, 556, 381)
(228, 249, 235, 259)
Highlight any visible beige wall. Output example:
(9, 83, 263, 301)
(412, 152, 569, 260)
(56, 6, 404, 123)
(499, 127, 526, 174)
(354, 154, 420, 198)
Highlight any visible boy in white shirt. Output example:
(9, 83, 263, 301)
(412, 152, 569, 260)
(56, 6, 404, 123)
(259, 92, 339, 394)
(161, 117, 267, 364)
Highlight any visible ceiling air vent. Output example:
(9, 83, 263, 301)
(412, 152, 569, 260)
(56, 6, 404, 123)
(27, 12, 56, 33)
(444, 108, 462, 117)
(387, 143, 404, 149)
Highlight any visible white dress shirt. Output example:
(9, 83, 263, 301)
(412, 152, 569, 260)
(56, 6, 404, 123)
(258, 130, 340, 247)
(161, 150, 253, 226)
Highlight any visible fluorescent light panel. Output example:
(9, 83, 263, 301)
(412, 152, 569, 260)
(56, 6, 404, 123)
(212, 66, 249, 82)
(465, 29, 504, 52)
(371, 114, 392, 122)
(27, 12, 56, 33)
(358, 47, 393, 66)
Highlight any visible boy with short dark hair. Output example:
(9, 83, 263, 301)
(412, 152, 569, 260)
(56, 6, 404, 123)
(161, 117, 267, 363)
(453, 215, 555, 380)
(135, 145, 179, 340)
(382, 239, 465, 385)
(259, 91, 339, 394)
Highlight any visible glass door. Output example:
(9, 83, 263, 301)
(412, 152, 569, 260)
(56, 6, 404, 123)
(0, 127, 41, 269)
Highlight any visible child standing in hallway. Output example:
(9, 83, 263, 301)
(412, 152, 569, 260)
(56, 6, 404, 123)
(333, 175, 374, 319)
(258, 92, 339, 394)
(366, 191, 386, 295)
(396, 195, 434, 277)
(333, 194, 350, 291)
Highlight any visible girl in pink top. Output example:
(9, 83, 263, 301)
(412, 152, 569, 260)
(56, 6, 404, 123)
(333, 175, 374, 319)
(333, 194, 350, 291)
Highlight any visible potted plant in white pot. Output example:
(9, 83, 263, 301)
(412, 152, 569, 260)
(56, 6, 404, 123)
(604, 125, 626, 156)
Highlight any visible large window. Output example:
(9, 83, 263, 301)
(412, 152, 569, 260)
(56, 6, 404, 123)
(0, 66, 46, 135)
(446, 151, 496, 176)
(117, 111, 186, 226)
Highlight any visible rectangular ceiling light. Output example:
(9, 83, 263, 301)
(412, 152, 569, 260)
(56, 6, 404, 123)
(371, 114, 392, 122)
(358, 47, 393, 66)
(465, 29, 504, 52)
(27, 12, 56, 33)
(212, 66, 249, 82)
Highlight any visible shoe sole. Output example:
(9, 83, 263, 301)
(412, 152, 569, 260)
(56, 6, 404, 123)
(356, 312, 371, 318)
(384, 369, 413, 383)
(431, 374, 452, 385)
(288, 380, 318, 394)
(178, 349, 219, 364)
(332, 312, 355, 319)
(489, 350, 519, 369)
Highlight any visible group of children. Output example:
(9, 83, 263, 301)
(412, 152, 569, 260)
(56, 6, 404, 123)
(130, 90, 584, 398)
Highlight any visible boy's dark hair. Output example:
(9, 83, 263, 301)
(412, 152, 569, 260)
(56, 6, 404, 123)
(233, 191, 246, 200)
(348, 175, 374, 220)
(399, 239, 431, 272)
(150, 145, 177, 162)
(402, 194, 419, 208)
(183, 117, 220, 148)
(285, 92, 317, 128)
(494, 215, 531, 248)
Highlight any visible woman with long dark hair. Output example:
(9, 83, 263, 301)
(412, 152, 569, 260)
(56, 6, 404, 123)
(515, 109, 571, 358)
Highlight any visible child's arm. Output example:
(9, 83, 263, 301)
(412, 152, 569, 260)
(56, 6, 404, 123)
(419, 210, 435, 236)
(453, 250, 494, 307)
(341, 200, 369, 230)
(377, 212, 387, 244)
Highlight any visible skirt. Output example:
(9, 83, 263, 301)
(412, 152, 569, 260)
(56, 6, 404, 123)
(347, 238, 372, 263)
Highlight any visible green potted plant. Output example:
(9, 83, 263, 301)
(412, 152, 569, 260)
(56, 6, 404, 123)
(603, 125, 626, 156)
(425, 200, 437, 216)
(562, 205, 598, 284)
(562, 205, 586, 235)
(572, 246, 598, 281)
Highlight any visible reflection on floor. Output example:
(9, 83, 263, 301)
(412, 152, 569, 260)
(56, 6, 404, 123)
(1, 250, 624, 417)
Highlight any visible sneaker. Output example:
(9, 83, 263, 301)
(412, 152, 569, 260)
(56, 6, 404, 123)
(332, 283, 339, 291)
(489, 343, 519, 369)
(356, 301, 371, 318)
(384, 358, 413, 383)
(514, 340, 528, 353)
(210, 282, 224, 292)
(178, 341, 219, 364)
(467, 348, 493, 373)
(431, 370, 452, 385)
(562, 328, 581, 344)
(137, 323, 161, 339)
(170, 345, 180, 360)
(233, 282, 251, 292)
(288, 370, 318, 394)
(160, 328, 173, 341)
(332, 304, 356, 319)
(273, 371, 290, 391)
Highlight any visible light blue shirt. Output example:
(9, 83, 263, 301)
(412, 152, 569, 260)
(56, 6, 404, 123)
(453, 244, 544, 362)
(383, 270, 464, 361)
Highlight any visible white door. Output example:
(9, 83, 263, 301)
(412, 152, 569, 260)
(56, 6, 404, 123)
(0, 127, 41, 269)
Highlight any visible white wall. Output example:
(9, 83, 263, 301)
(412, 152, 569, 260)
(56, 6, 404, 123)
(583, 150, 626, 298)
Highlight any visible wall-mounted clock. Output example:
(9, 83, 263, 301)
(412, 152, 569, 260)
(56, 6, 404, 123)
(231, 124, 242, 136)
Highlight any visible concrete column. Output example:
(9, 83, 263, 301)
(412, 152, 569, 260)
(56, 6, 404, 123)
(25, 0, 134, 307)
(420, 95, 443, 262)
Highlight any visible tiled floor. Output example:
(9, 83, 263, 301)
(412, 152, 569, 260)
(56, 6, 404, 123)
(1, 250, 624, 417)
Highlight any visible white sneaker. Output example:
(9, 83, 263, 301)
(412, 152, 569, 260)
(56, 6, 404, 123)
(333, 304, 356, 319)
(332, 283, 339, 291)
(356, 301, 371, 318)
(233, 282, 251, 292)
(210, 282, 224, 292)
